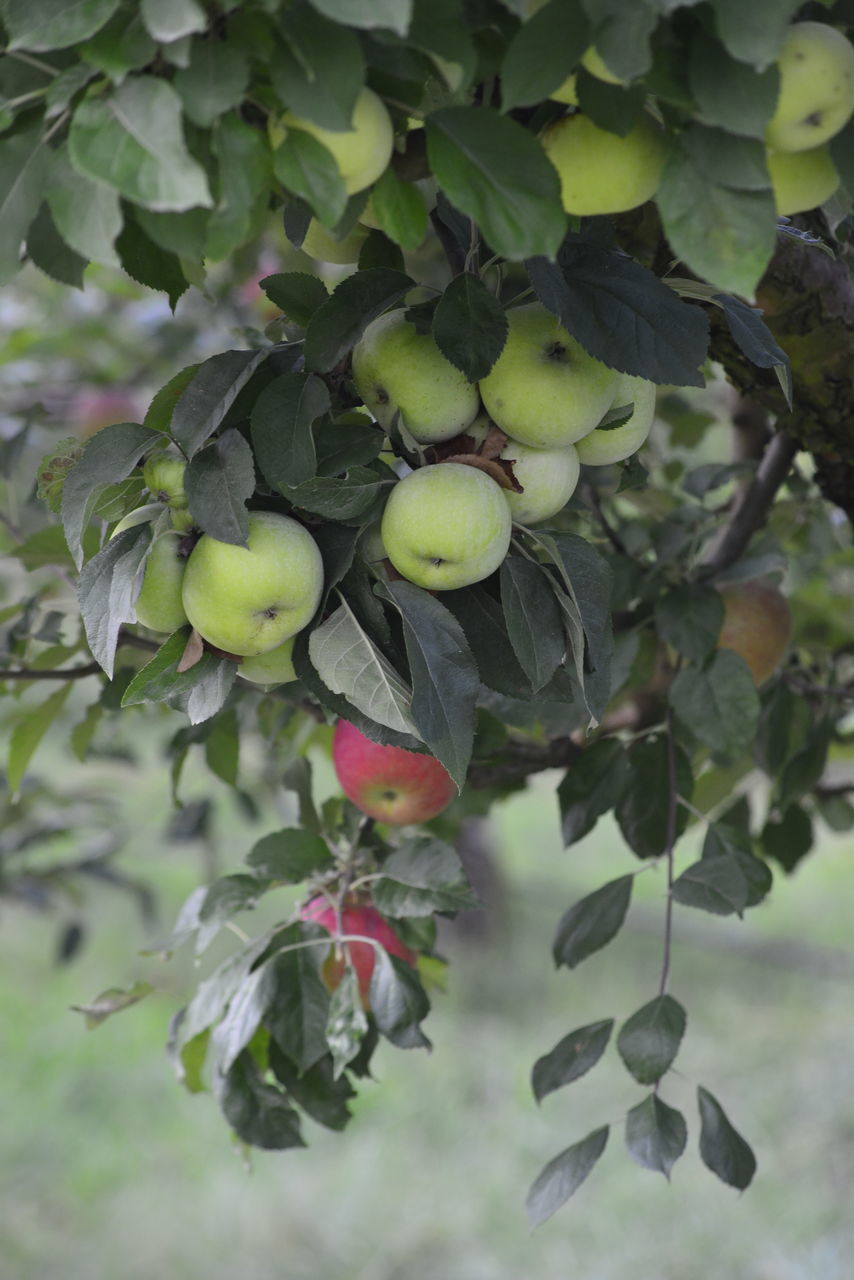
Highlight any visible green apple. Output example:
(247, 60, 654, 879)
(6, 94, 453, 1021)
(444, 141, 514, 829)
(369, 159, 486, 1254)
(575, 375, 656, 466)
(380, 462, 512, 591)
(277, 87, 394, 195)
(541, 112, 667, 215)
(499, 439, 580, 525)
(767, 145, 840, 214)
(112, 507, 188, 634)
(238, 637, 297, 687)
(143, 451, 187, 509)
(359, 519, 387, 564)
(352, 310, 480, 444)
(301, 218, 367, 264)
(479, 303, 617, 448)
(765, 22, 854, 153)
(549, 74, 578, 105)
(182, 511, 324, 656)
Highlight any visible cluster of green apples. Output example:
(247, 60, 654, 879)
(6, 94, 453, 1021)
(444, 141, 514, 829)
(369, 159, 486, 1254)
(353, 302, 655, 593)
(114, 454, 323, 687)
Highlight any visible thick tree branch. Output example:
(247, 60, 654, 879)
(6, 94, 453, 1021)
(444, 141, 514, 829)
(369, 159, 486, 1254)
(467, 735, 582, 789)
(701, 429, 798, 575)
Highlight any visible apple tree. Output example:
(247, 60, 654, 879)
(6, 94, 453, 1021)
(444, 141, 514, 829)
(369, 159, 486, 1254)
(3, 0, 854, 1224)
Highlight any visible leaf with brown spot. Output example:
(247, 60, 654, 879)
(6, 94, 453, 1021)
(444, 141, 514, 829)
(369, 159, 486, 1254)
(178, 629, 205, 672)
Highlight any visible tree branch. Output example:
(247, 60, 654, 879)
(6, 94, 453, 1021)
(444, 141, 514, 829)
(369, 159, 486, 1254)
(1, 629, 159, 682)
(701, 429, 798, 575)
(467, 735, 583, 789)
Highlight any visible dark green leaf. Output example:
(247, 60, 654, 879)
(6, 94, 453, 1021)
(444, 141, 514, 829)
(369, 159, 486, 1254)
(557, 738, 631, 847)
(357, 228, 405, 272)
(268, 1043, 355, 1131)
(171, 349, 267, 457)
(553, 875, 633, 969)
(251, 372, 329, 491)
(617, 994, 686, 1085)
(219, 1052, 305, 1150)
(531, 1018, 613, 1104)
(260, 271, 329, 327)
(204, 708, 239, 786)
(670, 650, 760, 758)
(4, 0, 120, 50)
(272, 4, 364, 132)
(7, 682, 72, 795)
(426, 106, 566, 261)
(671, 853, 751, 916)
(0, 120, 53, 283)
(79, 9, 157, 80)
(500, 0, 589, 110)
(78, 525, 152, 678)
(366, 167, 428, 250)
(272, 128, 348, 228)
(616, 736, 693, 859)
(655, 584, 724, 664)
(526, 1126, 609, 1228)
(306, 0, 411, 35)
(625, 1094, 687, 1179)
(525, 244, 708, 386)
(206, 111, 272, 262)
(711, 0, 799, 71)
(198, 874, 266, 957)
(499, 555, 565, 693)
(245, 828, 333, 882)
(369, 950, 431, 1050)
(315, 419, 383, 476)
(303, 267, 414, 372)
(184, 428, 255, 546)
(583, 0, 657, 81)
(46, 145, 122, 268)
(26, 201, 87, 286)
(134, 207, 209, 263)
(575, 71, 645, 137)
(61, 421, 160, 569)
(715, 294, 791, 405)
(777, 719, 832, 814)
(689, 32, 779, 139)
(761, 803, 814, 874)
(174, 37, 248, 126)
(539, 532, 613, 722)
(285, 467, 390, 521)
(697, 1085, 756, 1189)
(379, 579, 479, 788)
(263, 928, 331, 1073)
(373, 837, 479, 918)
(441, 583, 532, 700)
(115, 215, 188, 309)
(702, 823, 772, 907)
(121, 628, 237, 725)
(432, 272, 508, 381)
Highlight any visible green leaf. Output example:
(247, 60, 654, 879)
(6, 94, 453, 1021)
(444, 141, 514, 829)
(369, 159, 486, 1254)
(303, 267, 414, 373)
(710, 0, 799, 72)
(263, 930, 331, 1073)
(575, 72, 645, 138)
(373, 837, 479, 918)
(260, 271, 329, 327)
(70, 981, 153, 1029)
(526, 1126, 609, 1228)
(616, 736, 693, 859)
(69, 76, 212, 211)
(134, 206, 209, 262)
(271, 3, 364, 133)
(625, 1094, 687, 1179)
(8, 681, 72, 794)
(531, 1018, 614, 1104)
(170, 349, 267, 457)
(250, 371, 329, 491)
(776, 718, 832, 814)
(315, 419, 383, 476)
(205, 110, 271, 262)
(500, 0, 589, 110)
(140, 0, 206, 42)
(273, 128, 348, 229)
(308, 596, 416, 735)
(204, 708, 239, 786)
(174, 37, 248, 127)
(78, 525, 153, 678)
(761, 803, 814, 874)
(656, 125, 776, 297)
(197, 874, 266, 957)
(268, 1044, 355, 1132)
(325, 967, 369, 1077)
(4, 0, 120, 51)
(306, 0, 411, 35)
(671, 853, 751, 916)
(379, 579, 479, 789)
(655, 584, 724, 664)
(557, 738, 631, 847)
(47, 145, 121, 267)
(115, 215, 188, 309)
(60, 419, 161, 568)
(426, 106, 566, 261)
(285, 469, 390, 521)
(25, 200, 87, 286)
(689, 32, 779, 139)
(583, 0, 657, 81)
(183, 428, 254, 546)
(702, 823, 772, 908)
(121, 628, 237, 725)
(617, 995, 686, 1085)
(553, 875, 633, 970)
(0, 119, 51, 283)
(537, 532, 614, 723)
(218, 1052, 305, 1150)
(369, 951, 431, 1050)
(366, 167, 428, 250)
(441, 583, 532, 700)
(525, 242, 708, 386)
(245, 829, 332, 882)
(670, 649, 760, 758)
(697, 1085, 756, 1189)
(79, 8, 157, 82)
(431, 271, 508, 382)
(499, 555, 565, 693)
(715, 294, 791, 404)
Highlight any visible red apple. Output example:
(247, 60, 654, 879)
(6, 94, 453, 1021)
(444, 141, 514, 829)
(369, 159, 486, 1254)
(300, 895, 416, 1004)
(717, 581, 792, 685)
(332, 720, 456, 824)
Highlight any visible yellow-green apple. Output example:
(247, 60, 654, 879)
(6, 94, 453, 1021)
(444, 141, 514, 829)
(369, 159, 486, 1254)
(575, 375, 656, 466)
(352, 310, 481, 445)
(275, 87, 394, 194)
(300, 892, 417, 1006)
(499, 439, 580, 524)
(359, 519, 387, 564)
(765, 21, 854, 153)
(381, 462, 512, 590)
(479, 303, 616, 448)
(181, 511, 323, 656)
(767, 145, 840, 214)
(300, 218, 368, 264)
(717, 581, 792, 685)
(238, 637, 297, 687)
(332, 719, 455, 824)
(143, 450, 188, 510)
(549, 74, 578, 105)
(541, 112, 667, 215)
(112, 507, 189, 634)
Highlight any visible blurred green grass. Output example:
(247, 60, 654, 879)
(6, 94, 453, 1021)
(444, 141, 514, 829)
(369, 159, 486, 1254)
(2, 751, 853, 1280)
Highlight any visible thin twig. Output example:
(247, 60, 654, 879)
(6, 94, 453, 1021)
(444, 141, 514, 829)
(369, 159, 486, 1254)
(702, 430, 798, 574)
(585, 483, 631, 557)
